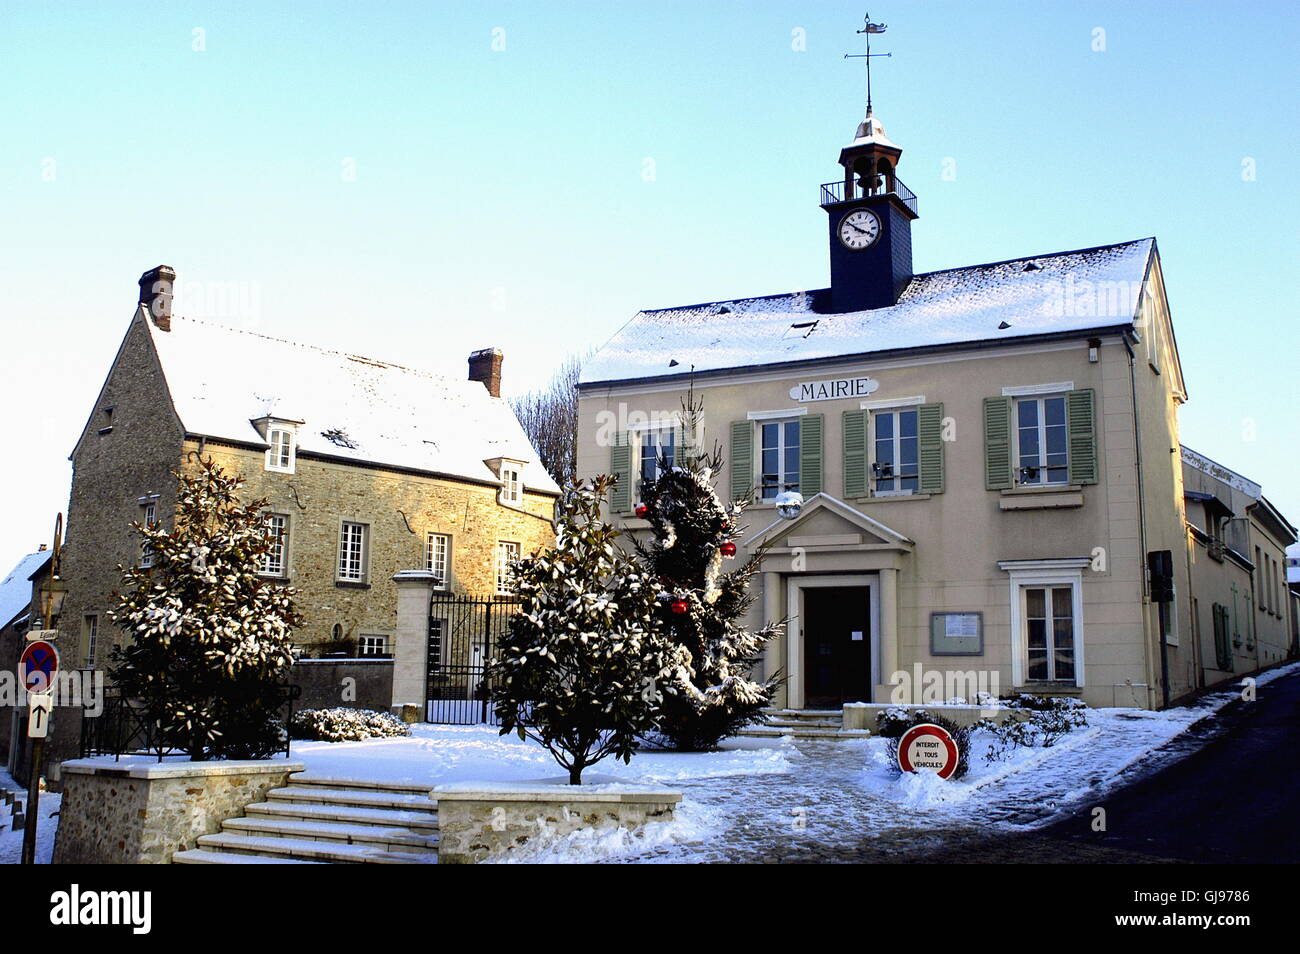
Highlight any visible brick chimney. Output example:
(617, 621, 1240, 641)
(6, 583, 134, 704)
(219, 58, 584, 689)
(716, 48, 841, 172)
(468, 347, 503, 398)
(138, 265, 176, 331)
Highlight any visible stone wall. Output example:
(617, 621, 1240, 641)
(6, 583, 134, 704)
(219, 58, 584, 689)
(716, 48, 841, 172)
(291, 658, 394, 711)
(53, 758, 303, 864)
(434, 786, 682, 864)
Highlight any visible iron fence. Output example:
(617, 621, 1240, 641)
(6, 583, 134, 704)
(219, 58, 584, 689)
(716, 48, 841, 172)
(426, 591, 522, 725)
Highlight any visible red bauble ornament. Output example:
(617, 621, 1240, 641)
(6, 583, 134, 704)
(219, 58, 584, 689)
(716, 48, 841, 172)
(720, 542, 737, 557)
(634, 503, 648, 518)
(670, 599, 689, 615)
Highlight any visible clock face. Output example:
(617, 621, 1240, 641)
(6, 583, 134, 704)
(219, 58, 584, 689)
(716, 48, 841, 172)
(838, 208, 881, 250)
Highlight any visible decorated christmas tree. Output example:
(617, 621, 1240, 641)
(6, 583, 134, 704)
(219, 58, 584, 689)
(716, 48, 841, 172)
(109, 456, 300, 760)
(636, 394, 782, 750)
(490, 475, 690, 784)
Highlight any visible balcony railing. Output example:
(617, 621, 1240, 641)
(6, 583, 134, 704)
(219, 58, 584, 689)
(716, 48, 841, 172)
(820, 176, 918, 215)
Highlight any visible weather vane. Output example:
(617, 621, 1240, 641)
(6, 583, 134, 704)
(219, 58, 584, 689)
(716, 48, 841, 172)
(844, 12, 890, 115)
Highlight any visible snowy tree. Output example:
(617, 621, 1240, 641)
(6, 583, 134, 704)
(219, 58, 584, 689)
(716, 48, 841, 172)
(109, 456, 300, 760)
(489, 475, 689, 784)
(636, 393, 782, 750)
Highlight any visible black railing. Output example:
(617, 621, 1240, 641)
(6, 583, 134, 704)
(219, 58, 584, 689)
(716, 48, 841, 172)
(81, 685, 300, 761)
(427, 591, 522, 725)
(819, 176, 918, 215)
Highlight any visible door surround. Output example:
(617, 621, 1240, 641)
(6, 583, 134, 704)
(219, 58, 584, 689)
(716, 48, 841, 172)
(786, 574, 879, 709)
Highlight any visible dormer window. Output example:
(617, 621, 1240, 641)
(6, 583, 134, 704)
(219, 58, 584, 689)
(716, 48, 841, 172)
(266, 427, 296, 474)
(500, 464, 522, 505)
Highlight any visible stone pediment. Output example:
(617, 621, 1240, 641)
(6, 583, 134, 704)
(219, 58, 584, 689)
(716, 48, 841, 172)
(744, 494, 913, 553)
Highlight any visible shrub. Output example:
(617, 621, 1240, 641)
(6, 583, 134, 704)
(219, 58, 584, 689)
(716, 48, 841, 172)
(976, 694, 1089, 762)
(289, 707, 412, 742)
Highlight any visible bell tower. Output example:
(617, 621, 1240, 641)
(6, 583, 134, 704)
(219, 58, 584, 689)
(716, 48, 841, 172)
(822, 15, 918, 313)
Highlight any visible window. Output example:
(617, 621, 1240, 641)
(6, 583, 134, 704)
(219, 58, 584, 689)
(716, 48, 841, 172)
(1014, 395, 1069, 486)
(496, 541, 520, 595)
(426, 533, 450, 588)
(139, 502, 157, 567)
(638, 428, 676, 494)
(337, 522, 368, 582)
(760, 419, 801, 500)
(499, 464, 522, 505)
(262, 514, 288, 577)
(872, 408, 919, 494)
(1023, 585, 1076, 681)
(358, 634, 388, 657)
(83, 615, 98, 669)
(266, 428, 296, 473)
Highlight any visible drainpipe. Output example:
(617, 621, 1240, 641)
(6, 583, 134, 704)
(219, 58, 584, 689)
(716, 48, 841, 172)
(1124, 334, 1161, 706)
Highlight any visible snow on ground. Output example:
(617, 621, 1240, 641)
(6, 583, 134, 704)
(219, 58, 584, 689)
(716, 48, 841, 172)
(0, 770, 60, 865)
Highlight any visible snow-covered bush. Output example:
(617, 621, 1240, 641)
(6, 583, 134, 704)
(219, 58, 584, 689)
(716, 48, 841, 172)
(488, 475, 690, 784)
(876, 706, 931, 739)
(109, 457, 299, 760)
(976, 694, 1089, 762)
(289, 707, 411, 742)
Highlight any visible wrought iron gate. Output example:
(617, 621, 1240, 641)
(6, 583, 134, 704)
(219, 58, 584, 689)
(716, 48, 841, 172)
(426, 592, 520, 724)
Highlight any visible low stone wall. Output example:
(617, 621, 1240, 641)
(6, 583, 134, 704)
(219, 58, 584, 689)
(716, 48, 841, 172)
(291, 658, 394, 712)
(842, 702, 1031, 731)
(53, 758, 303, 864)
(434, 786, 682, 864)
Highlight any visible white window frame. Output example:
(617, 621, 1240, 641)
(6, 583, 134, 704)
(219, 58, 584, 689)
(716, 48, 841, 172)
(633, 424, 678, 496)
(499, 463, 523, 505)
(265, 427, 296, 474)
(496, 540, 520, 595)
(139, 501, 157, 568)
(758, 417, 802, 501)
(426, 532, 451, 589)
(358, 634, 388, 657)
(83, 614, 98, 669)
(262, 513, 289, 578)
(337, 521, 368, 583)
(869, 405, 920, 496)
(1000, 559, 1088, 688)
(1012, 394, 1070, 487)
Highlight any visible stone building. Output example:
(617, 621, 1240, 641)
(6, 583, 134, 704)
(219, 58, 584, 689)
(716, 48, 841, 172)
(575, 101, 1295, 712)
(57, 267, 558, 715)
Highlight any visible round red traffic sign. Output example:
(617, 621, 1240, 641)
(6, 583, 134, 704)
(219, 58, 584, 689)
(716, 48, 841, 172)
(897, 722, 960, 780)
(19, 640, 60, 693)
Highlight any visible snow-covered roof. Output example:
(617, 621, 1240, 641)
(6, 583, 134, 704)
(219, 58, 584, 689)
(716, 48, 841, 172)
(147, 314, 560, 494)
(846, 110, 900, 151)
(0, 550, 51, 630)
(580, 238, 1155, 386)
(1181, 446, 1262, 500)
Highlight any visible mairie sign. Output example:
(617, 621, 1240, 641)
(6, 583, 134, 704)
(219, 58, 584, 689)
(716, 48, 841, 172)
(789, 376, 879, 402)
(897, 722, 960, 780)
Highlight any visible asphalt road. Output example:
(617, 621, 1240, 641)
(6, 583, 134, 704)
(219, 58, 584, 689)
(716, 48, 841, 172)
(901, 667, 1300, 864)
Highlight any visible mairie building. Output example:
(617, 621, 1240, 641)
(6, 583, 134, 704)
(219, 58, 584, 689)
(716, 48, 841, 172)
(576, 106, 1297, 711)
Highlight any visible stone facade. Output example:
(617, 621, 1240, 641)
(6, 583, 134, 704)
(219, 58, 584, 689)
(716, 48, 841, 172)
(291, 658, 394, 711)
(53, 758, 304, 864)
(433, 786, 682, 864)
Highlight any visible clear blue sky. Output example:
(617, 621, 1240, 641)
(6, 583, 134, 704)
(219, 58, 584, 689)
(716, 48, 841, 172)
(1, 1, 1297, 563)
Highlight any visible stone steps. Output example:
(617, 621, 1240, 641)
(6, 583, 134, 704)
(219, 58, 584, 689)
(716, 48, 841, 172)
(739, 709, 873, 740)
(171, 771, 440, 865)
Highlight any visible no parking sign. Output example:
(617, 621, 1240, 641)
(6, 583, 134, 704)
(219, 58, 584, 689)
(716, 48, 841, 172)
(897, 722, 960, 780)
(19, 639, 59, 694)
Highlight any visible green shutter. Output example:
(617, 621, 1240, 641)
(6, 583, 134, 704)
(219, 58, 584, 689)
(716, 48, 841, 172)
(917, 402, 945, 495)
(800, 414, 824, 496)
(983, 396, 1013, 490)
(609, 433, 632, 514)
(842, 409, 868, 498)
(729, 420, 753, 502)
(1066, 388, 1098, 485)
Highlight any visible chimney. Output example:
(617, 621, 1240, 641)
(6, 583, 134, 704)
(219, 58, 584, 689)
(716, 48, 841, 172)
(468, 347, 503, 398)
(138, 265, 176, 331)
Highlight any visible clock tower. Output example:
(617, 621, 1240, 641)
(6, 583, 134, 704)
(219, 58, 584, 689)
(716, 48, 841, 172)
(822, 108, 918, 313)
(822, 15, 917, 313)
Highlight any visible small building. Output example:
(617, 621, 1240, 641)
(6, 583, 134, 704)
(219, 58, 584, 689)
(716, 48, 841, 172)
(56, 267, 559, 721)
(1182, 446, 1298, 680)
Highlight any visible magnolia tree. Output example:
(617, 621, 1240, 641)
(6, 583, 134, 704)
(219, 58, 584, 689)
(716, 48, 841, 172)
(109, 457, 299, 760)
(489, 475, 689, 784)
(636, 396, 782, 750)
